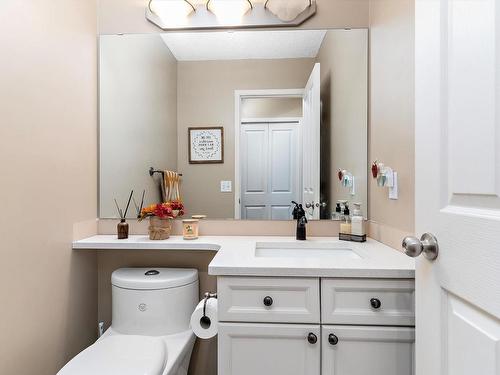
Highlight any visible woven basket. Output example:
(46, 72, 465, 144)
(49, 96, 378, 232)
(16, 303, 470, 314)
(148, 217, 172, 240)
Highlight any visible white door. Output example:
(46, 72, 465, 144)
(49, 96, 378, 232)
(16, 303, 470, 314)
(302, 63, 321, 219)
(218, 323, 320, 375)
(414, 1, 500, 374)
(322, 325, 414, 375)
(240, 122, 300, 220)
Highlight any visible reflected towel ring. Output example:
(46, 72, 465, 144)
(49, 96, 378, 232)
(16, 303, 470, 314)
(149, 167, 182, 177)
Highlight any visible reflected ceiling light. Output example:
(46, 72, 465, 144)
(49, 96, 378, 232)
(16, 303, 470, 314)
(148, 0, 196, 26)
(265, 0, 311, 22)
(206, 0, 253, 23)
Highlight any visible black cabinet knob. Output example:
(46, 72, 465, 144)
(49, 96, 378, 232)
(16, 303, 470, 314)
(307, 332, 318, 344)
(263, 296, 273, 307)
(370, 298, 382, 309)
(328, 333, 339, 346)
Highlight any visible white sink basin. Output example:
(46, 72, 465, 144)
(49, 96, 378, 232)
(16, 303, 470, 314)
(254, 242, 362, 260)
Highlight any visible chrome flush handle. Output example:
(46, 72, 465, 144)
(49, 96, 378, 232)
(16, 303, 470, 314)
(402, 233, 439, 260)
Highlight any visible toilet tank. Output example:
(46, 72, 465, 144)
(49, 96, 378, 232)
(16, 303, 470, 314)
(111, 268, 199, 336)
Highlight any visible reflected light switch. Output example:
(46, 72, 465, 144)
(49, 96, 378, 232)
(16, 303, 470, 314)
(221, 180, 232, 192)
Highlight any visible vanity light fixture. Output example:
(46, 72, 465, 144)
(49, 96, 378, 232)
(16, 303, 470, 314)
(264, 0, 311, 22)
(146, 0, 316, 30)
(148, 0, 196, 27)
(206, 0, 253, 23)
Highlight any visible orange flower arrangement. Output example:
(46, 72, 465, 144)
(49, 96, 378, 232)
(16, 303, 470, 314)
(139, 200, 184, 221)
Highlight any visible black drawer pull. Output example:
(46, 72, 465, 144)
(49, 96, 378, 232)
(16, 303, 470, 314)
(370, 298, 382, 309)
(263, 296, 273, 307)
(328, 333, 339, 345)
(307, 332, 318, 344)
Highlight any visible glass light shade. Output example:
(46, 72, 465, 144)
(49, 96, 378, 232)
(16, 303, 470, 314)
(207, 0, 253, 23)
(265, 0, 310, 22)
(149, 0, 195, 26)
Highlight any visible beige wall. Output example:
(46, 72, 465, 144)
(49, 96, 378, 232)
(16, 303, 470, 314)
(98, 0, 369, 34)
(100, 34, 178, 218)
(368, 0, 415, 234)
(0, 1, 98, 374)
(316, 29, 368, 217)
(177, 58, 315, 219)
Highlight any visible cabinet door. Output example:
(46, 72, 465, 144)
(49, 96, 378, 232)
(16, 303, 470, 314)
(322, 325, 414, 375)
(219, 323, 320, 375)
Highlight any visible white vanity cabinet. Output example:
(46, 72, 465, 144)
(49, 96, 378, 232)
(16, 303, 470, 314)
(217, 276, 415, 375)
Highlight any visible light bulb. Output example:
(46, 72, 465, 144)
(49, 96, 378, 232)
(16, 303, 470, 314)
(265, 0, 310, 22)
(149, 0, 196, 26)
(207, 0, 253, 23)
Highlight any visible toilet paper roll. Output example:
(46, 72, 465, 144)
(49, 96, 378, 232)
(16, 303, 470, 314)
(190, 298, 218, 339)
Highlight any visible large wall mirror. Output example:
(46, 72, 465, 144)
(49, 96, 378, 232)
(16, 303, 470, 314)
(99, 29, 368, 220)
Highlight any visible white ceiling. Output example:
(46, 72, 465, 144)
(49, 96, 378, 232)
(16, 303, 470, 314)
(160, 30, 327, 61)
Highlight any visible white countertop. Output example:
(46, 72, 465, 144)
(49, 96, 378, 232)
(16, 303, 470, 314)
(73, 235, 414, 278)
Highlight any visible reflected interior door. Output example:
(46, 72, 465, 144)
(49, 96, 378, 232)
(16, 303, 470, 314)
(240, 122, 300, 220)
(302, 63, 320, 219)
(415, 0, 500, 374)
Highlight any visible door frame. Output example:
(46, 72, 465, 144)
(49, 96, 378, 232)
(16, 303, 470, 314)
(234, 89, 304, 219)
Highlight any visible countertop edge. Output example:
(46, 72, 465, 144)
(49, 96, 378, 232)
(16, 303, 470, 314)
(208, 266, 415, 278)
(73, 235, 415, 278)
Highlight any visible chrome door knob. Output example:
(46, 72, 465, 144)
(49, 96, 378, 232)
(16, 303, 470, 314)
(305, 202, 314, 209)
(402, 233, 439, 260)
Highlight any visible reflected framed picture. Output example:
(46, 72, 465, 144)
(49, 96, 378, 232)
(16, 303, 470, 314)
(188, 127, 224, 164)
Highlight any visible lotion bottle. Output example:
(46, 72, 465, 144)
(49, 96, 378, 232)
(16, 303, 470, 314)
(351, 203, 365, 236)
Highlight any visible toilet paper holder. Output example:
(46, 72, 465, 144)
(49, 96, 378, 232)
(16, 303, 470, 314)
(202, 292, 217, 320)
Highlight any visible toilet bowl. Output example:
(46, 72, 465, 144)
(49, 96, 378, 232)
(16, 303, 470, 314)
(58, 268, 199, 375)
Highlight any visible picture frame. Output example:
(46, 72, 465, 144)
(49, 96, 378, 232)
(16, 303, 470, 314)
(188, 126, 224, 164)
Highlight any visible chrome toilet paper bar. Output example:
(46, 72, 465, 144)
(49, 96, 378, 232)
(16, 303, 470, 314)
(203, 292, 217, 318)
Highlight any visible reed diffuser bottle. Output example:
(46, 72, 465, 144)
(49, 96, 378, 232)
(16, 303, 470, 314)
(114, 190, 134, 240)
(117, 219, 129, 240)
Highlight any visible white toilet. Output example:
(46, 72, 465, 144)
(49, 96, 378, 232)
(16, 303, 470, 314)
(58, 267, 199, 375)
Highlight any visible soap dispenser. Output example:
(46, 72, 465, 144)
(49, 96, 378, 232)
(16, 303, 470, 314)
(332, 201, 342, 220)
(292, 201, 307, 240)
(350, 203, 366, 242)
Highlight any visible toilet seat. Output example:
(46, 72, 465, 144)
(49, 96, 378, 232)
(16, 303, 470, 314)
(58, 335, 166, 375)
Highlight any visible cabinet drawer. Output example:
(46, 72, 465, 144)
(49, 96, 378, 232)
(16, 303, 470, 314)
(321, 278, 415, 326)
(219, 323, 320, 375)
(218, 276, 320, 323)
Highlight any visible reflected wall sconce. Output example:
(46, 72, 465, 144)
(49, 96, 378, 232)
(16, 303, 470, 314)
(146, 0, 316, 30)
(371, 161, 398, 200)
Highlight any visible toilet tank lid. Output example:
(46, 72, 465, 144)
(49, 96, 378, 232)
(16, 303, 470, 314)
(112, 268, 198, 290)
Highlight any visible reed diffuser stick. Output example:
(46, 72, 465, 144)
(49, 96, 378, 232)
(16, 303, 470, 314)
(123, 190, 134, 218)
(139, 190, 145, 213)
(114, 198, 123, 219)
